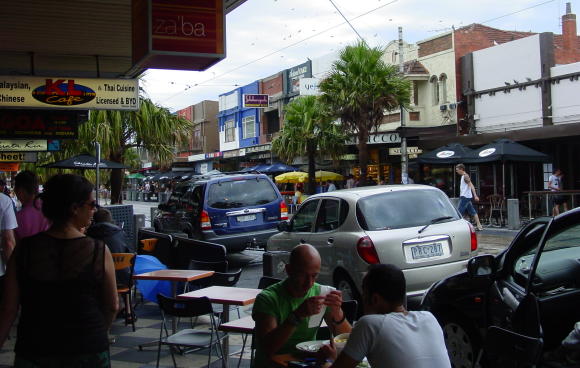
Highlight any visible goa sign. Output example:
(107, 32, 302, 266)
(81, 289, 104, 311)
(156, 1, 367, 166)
(0, 76, 139, 110)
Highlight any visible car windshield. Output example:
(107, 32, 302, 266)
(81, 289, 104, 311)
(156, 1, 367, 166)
(207, 178, 278, 209)
(357, 189, 460, 230)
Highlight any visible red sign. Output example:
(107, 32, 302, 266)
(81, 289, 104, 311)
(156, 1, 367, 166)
(0, 109, 82, 139)
(0, 163, 20, 172)
(132, 0, 225, 74)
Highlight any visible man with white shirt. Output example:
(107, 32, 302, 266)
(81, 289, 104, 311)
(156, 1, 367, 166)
(319, 264, 451, 368)
(0, 192, 17, 301)
(548, 168, 568, 216)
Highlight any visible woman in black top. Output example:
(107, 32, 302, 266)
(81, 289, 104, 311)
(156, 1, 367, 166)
(0, 174, 119, 367)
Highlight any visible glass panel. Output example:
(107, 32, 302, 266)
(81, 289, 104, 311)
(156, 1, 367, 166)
(291, 200, 319, 233)
(315, 199, 340, 232)
(207, 178, 278, 209)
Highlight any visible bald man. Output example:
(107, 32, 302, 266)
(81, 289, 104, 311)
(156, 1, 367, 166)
(252, 244, 351, 367)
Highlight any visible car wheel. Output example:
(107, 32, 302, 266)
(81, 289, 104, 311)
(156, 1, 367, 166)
(441, 317, 481, 368)
(334, 272, 361, 304)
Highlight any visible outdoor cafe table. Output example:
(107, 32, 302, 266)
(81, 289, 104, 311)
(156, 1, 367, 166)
(133, 269, 215, 333)
(178, 286, 261, 368)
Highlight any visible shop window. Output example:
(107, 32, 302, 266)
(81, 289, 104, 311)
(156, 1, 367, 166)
(409, 111, 420, 121)
(439, 74, 448, 103)
(430, 75, 439, 105)
(242, 116, 256, 139)
(413, 81, 419, 105)
(224, 120, 235, 142)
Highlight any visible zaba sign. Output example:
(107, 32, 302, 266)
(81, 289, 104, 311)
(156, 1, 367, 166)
(0, 110, 85, 139)
(243, 94, 269, 108)
(0, 77, 139, 110)
(132, 0, 225, 73)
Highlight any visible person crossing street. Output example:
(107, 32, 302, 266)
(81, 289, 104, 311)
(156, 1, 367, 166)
(455, 164, 483, 231)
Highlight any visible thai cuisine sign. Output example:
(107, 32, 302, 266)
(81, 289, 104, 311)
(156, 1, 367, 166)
(0, 76, 139, 110)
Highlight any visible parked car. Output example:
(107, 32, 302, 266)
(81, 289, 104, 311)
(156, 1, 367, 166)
(154, 172, 288, 253)
(421, 208, 580, 367)
(267, 184, 477, 305)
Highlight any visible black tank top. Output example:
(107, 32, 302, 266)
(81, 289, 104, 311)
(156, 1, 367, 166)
(15, 233, 109, 357)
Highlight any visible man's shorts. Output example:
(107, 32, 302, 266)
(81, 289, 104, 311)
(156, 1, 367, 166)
(458, 196, 477, 216)
(554, 194, 566, 205)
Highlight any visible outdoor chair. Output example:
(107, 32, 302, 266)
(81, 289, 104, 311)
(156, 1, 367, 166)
(156, 294, 226, 368)
(137, 229, 174, 268)
(258, 276, 282, 289)
(111, 252, 137, 331)
(173, 236, 227, 270)
(488, 194, 505, 227)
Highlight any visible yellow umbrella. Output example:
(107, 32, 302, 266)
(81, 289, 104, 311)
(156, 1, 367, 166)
(315, 171, 344, 182)
(275, 171, 308, 183)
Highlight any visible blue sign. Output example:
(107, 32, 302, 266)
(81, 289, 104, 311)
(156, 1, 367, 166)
(47, 140, 60, 151)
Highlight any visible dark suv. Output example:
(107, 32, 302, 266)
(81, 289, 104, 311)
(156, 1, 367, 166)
(154, 173, 287, 252)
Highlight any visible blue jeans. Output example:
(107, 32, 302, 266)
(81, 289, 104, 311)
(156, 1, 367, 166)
(458, 196, 477, 216)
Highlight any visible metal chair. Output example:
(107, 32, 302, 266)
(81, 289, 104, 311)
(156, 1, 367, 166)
(156, 294, 226, 368)
(111, 252, 137, 331)
(488, 194, 505, 226)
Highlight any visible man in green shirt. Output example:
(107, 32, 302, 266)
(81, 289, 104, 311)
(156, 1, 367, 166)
(252, 244, 352, 367)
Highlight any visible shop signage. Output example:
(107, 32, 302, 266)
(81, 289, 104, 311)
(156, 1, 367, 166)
(286, 60, 312, 95)
(257, 153, 271, 159)
(246, 144, 271, 154)
(479, 148, 496, 157)
(206, 151, 223, 159)
(299, 78, 320, 96)
(0, 163, 19, 172)
(47, 140, 60, 151)
(188, 153, 206, 162)
(223, 148, 247, 159)
(388, 146, 423, 155)
(436, 150, 455, 158)
(0, 152, 37, 163)
(132, 0, 225, 73)
(0, 140, 47, 151)
(340, 154, 358, 161)
(200, 163, 209, 173)
(143, 162, 153, 168)
(0, 110, 83, 139)
(346, 133, 401, 145)
(0, 76, 139, 110)
(243, 94, 269, 108)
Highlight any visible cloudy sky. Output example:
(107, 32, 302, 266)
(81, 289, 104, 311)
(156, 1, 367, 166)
(141, 0, 573, 112)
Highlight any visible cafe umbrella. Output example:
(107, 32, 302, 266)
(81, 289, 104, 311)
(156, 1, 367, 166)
(416, 143, 475, 164)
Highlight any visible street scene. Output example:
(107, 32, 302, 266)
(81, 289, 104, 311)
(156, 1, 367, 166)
(1, 0, 580, 367)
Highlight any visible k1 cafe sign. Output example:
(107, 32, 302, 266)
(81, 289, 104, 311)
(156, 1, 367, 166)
(346, 133, 401, 145)
(299, 78, 320, 96)
(243, 94, 269, 108)
(0, 76, 139, 110)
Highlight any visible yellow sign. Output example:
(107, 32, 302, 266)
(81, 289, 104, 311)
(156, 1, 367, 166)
(0, 76, 139, 110)
(388, 146, 423, 156)
(0, 152, 37, 162)
(0, 140, 47, 151)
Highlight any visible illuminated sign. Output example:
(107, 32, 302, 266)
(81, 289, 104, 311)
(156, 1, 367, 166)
(132, 0, 225, 73)
(0, 110, 83, 139)
(0, 76, 139, 110)
(243, 94, 269, 108)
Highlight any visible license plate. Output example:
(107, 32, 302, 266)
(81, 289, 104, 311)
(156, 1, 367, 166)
(411, 242, 443, 260)
(237, 214, 256, 222)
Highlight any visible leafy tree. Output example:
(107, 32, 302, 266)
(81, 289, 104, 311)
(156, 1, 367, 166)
(39, 97, 192, 203)
(319, 41, 411, 185)
(272, 95, 346, 194)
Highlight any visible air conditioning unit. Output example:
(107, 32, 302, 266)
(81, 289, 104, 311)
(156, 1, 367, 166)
(440, 104, 448, 111)
(449, 103, 457, 110)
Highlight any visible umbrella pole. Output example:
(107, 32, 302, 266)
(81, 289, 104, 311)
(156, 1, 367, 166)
(502, 161, 505, 198)
(95, 142, 101, 206)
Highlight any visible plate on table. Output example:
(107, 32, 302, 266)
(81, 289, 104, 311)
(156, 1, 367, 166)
(296, 340, 330, 353)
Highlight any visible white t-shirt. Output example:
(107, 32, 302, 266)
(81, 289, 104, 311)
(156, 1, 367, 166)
(460, 175, 472, 198)
(549, 174, 561, 191)
(0, 193, 18, 276)
(327, 183, 336, 192)
(342, 311, 451, 368)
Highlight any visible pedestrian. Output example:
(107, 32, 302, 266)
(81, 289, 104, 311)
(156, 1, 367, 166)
(318, 264, 451, 368)
(0, 174, 118, 367)
(327, 180, 337, 192)
(293, 183, 304, 205)
(345, 175, 355, 189)
(455, 164, 483, 231)
(0, 191, 17, 303)
(548, 168, 568, 216)
(13, 171, 50, 243)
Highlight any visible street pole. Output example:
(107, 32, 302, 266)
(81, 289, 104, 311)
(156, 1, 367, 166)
(95, 141, 101, 206)
(398, 26, 408, 184)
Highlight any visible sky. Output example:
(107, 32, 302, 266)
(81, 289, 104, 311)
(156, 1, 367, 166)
(141, 0, 575, 112)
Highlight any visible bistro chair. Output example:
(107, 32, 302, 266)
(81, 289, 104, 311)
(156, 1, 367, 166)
(488, 194, 505, 227)
(156, 294, 225, 368)
(111, 252, 137, 331)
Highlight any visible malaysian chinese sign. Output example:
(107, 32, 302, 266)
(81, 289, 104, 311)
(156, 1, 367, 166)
(243, 94, 269, 108)
(0, 77, 139, 110)
(0, 110, 84, 139)
(132, 0, 225, 73)
(0, 140, 47, 151)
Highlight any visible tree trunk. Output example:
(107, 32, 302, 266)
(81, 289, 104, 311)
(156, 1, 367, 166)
(357, 127, 370, 186)
(307, 141, 317, 195)
(109, 152, 124, 204)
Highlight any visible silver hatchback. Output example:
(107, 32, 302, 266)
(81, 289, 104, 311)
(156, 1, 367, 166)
(267, 185, 478, 305)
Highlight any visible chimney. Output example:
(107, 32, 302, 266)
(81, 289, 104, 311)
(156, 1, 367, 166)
(562, 2, 577, 51)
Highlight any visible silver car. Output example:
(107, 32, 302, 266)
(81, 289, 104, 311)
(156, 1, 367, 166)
(267, 184, 478, 305)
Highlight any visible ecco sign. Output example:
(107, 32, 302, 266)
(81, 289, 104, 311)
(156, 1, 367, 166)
(346, 133, 401, 145)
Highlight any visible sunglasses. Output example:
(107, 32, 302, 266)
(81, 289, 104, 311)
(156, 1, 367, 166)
(85, 200, 99, 209)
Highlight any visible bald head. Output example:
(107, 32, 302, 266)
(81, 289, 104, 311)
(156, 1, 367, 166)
(285, 244, 321, 297)
(289, 243, 321, 268)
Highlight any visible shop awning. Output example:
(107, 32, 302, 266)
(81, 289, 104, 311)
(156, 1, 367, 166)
(464, 138, 551, 163)
(416, 143, 475, 164)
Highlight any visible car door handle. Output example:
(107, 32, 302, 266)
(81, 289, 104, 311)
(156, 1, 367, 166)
(327, 237, 334, 245)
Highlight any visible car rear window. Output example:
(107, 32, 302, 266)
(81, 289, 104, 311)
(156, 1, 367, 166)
(207, 177, 278, 209)
(356, 189, 459, 230)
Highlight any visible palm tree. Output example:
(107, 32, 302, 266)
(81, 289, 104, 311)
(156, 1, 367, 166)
(319, 41, 411, 185)
(272, 95, 346, 194)
(58, 97, 193, 203)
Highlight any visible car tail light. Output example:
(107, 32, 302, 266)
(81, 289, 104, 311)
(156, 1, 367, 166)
(468, 223, 478, 251)
(280, 201, 288, 220)
(200, 210, 212, 231)
(356, 236, 380, 264)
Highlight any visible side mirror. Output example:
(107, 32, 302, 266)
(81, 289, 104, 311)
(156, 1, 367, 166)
(467, 254, 496, 278)
(277, 221, 290, 232)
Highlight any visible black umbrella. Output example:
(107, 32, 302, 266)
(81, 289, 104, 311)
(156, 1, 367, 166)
(42, 154, 127, 169)
(260, 163, 298, 173)
(416, 143, 475, 164)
